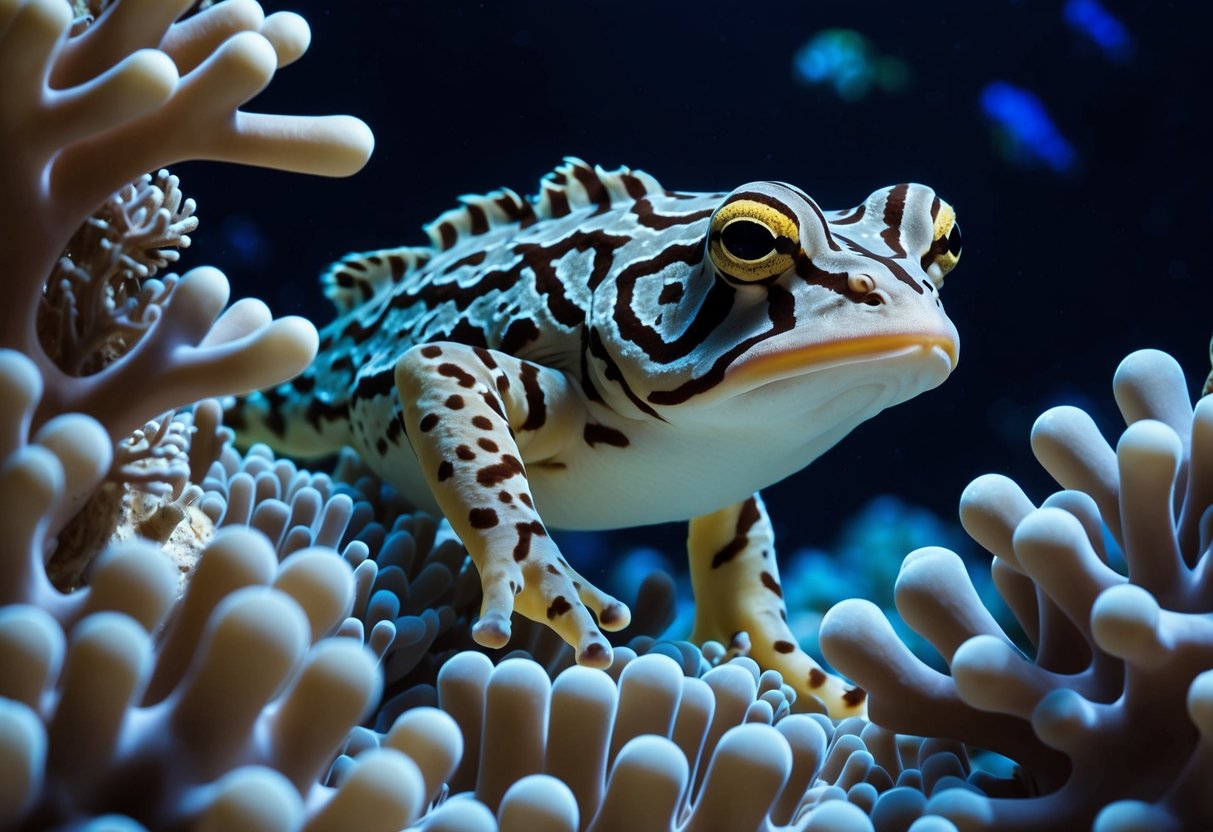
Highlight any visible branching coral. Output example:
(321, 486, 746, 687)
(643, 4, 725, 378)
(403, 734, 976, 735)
(820, 349, 1213, 830)
(1, 0, 373, 442)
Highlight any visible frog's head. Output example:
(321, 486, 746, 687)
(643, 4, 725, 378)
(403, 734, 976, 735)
(594, 181, 961, 452)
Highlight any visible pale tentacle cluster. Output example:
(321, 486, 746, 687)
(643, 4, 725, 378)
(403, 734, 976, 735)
(821, 349, 1213, 830)
(377, 651, 986, 831)
(1, 0, 373, 442)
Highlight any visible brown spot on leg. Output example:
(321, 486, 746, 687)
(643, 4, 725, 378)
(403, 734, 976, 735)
(469, 508, 499, 529)
(760, 571, 783, 598)
(421, 345, 443, 358)
(477, 454, 525, 487)
(843, 687, 868, 708)
(444, 394, 465, 410)
(498, 491, 513, 503)
(438, 362, 477, 388)
(773, 640, 796, 654)
(546, 596, 572, 619)
(471, 415, 494, 430)
(419, 413, 439, 432)
(808, 669, 827, 689)
(512, 520, 546, 561)
(437, 461, 454, 481)
(496, 374, 510, 394)
(711, 497, 763, 569)
(456, 445, 476, 461)
(477, 438, 499, 452)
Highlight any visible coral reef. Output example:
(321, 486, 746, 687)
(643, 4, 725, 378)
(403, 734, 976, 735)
(821, 349, 1213, 830)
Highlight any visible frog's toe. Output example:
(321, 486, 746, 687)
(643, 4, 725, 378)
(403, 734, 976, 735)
(473, 575, 518, 648)
(576, 636, 613, 669)
(594, 598, 631, 631)
(472, 610, 512, 649)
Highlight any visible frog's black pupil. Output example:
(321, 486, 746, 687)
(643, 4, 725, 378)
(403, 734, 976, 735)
(721, 220, 777, 261)
(947, 223, 962, 256)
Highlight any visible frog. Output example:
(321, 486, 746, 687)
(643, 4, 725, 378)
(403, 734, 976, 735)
(228, 158, 962, 716)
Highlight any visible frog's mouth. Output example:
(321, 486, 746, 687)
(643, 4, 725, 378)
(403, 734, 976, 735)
(723, 332, 959, 397)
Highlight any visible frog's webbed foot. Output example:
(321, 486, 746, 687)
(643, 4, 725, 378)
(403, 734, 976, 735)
(395, 342, 629, 668)
(688, 494, 867, 717)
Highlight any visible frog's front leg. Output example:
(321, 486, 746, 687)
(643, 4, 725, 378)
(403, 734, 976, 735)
(395, 343, 629, 667)
(688, 494, 867, 717)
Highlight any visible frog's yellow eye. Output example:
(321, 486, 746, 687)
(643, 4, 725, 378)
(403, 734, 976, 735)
(708, 199, 799, 283)
(922, 200, 962, 287)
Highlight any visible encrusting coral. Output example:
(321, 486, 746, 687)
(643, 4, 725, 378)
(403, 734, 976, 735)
(821, 349, 1213, 831)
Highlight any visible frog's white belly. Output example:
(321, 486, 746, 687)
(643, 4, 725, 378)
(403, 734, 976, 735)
(354, 343, 951, 529)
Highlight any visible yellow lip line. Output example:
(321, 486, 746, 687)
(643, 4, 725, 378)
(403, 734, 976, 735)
(727, 334, 959, 385)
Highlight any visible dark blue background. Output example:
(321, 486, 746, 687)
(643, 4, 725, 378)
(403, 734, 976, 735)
(179, 1, 1213, 562)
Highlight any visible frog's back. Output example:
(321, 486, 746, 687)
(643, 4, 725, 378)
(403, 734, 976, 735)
(228, 158, 675, 457)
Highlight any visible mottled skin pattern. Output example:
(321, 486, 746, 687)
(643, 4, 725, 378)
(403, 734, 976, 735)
(231, 158, 963, 716)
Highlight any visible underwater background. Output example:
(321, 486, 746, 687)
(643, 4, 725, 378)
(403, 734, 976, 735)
(182, 0, 1213, 587)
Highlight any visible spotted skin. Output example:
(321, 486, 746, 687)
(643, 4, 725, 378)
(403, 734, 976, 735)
(230, 159, 963, 716)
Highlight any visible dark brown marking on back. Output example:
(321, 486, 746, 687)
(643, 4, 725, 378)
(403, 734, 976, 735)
(498, 490, 513, 503)
(419, 413, 439, 432)
(808, 669, 827, 689)
(571, 162, 610, 212)
(519, 493, 534, 508)
(437, 221, 456, 250)
(442, 250, 488, 275)
(843, 687, 868, 707)
(631, 197, 714, 230)
(832, 203, 866, 225)
(773, 640, 796, 654)
(445, 394, 465, 410)
(465, 202, 489, 234)
(456, 445, 476, 461)
(437, 460, 454, 481)
(472, 415, 493, 430)
(477, 437, 499, 452)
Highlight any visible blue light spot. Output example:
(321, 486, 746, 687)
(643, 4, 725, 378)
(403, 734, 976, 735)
(792, 29, 909, 102)
(1063, 0, 1135, 63)
(980, 82, 1078, 174)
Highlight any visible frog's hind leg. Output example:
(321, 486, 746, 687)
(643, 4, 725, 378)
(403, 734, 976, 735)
(688, 494, 867, 718)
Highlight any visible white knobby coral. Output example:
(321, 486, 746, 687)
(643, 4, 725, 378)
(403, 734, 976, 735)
(821, 349, 1213, 830)
(1, 0, 374, 442)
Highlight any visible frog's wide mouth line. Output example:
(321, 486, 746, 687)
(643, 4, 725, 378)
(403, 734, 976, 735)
(724, 333, 960, 392)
